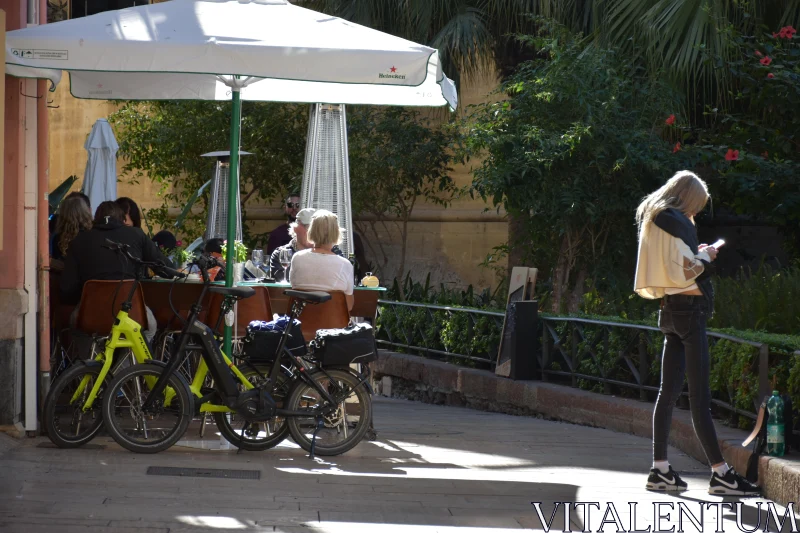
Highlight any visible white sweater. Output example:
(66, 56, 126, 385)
(289, 249, 354, 295)
(634, 223, 711, 299)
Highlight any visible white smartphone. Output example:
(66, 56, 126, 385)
(710, 239, 725, 249)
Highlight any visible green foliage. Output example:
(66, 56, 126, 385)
(376, 303, 502, 369)
(304, 0, 539, 89)
(109, 100, 308, 245)
(387, 272, 504, 310)
(461, 23, 681, 311)
(347, 107, 458, 281)
(710, 264, 800, 334)
(684, 26, 800, 251)
(221, 240, 248, 264)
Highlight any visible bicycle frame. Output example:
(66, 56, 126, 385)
(73, 274, 155, 412)
(143, 282, 341, 419)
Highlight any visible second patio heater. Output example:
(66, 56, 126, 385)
(300, 104, 354, 256)
(202, 150, 251, 242)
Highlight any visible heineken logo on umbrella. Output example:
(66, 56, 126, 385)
(379, 66, 405, 80)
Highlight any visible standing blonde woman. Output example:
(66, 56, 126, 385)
(635, 170, 759, 496)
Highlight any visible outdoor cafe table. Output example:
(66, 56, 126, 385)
(140, 279, 386, 331)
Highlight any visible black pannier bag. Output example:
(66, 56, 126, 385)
(310, 323, 378, 366)
(242, 316, 306, 363)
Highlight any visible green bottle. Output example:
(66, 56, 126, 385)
(767, 391, 785, 457)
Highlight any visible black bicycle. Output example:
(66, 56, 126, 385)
(100, 249, 374, 456)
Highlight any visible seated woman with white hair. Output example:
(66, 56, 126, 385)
(289, 209, 354, 311)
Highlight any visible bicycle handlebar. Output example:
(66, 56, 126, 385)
(103, 239, 186, 279)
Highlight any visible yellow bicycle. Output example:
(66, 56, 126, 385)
(42, 243, 182, 448)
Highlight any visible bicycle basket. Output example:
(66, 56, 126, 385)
(309, 323, 377, 366)
(243, 316, 306, 362)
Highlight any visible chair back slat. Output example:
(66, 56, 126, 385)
(288, 290, 350, 342)
(74, 280, 148, 336)
(206, 286, 272, 338)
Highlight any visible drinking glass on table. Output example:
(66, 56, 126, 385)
(279, 248, 292, 283)
(251, 249, 264, 276)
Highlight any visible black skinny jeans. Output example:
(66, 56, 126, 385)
(653, 294, 724, 466)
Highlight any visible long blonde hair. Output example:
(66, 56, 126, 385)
(635, 170, 709, 231)
(56, 196, 92, 256)
(307, 209, 343, 248)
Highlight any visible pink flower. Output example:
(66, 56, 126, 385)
(767, 73, 775, 79)
(673, 142, 681, 153)
(779, 26, 796, 39)
(665, 114, 676, 125)
(725, 149, 739, 161)
(760, 56, 772, 66)
(176, 240, 183, 247)
(755, 51, 763, 57)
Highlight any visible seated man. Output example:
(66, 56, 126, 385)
(60, 201, 174, 341)
(269, 207, 343, 282)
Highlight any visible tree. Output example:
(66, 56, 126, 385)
(302, 0, 540, 89)
(678, 23, 800, 255)
(462, 25, 682, 312)
(109, 100, 308, 244)
(347, 106, 458, 288)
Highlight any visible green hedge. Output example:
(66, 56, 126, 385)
(376, 304, 800, 428)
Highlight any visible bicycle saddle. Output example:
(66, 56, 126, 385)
(284, 289, 331, 304)
(209, 285, 256, 299)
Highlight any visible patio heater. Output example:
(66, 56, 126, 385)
(202, 150, 251, 242)
(300, 104, 354, 256)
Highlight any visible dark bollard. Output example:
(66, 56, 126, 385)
(495, 300, 539, 380)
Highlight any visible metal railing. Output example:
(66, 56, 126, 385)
(540, 316, 771, 422)
(375, 300, 799, 422)
(375, 300, 504, 368)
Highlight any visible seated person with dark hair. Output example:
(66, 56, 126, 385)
(152, 230, 178, 252)
(202, 238, 226, 281)
(61, 201, 174, 341)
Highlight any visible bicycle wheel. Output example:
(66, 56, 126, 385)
(213, 364, 292, 451)
(286, 369, 372, 456)
(102, 363, 193, 454)
(42, 361, 105, 448)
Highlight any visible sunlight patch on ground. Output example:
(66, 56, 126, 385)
(387, 440, 533, 468)
(175, 515, 249, 529)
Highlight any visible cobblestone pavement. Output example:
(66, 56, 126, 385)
(0, 397, 791, 532)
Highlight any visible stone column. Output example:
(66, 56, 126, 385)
(0, 2, 28, 427)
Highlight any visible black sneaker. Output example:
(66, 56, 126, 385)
(708, 468, 760, 496)
(646, 466, 688, 492)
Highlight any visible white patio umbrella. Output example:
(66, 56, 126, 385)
(83, 118, 119, 214)
(5, 0, 458, 352)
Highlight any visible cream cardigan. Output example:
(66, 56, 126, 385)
(634, 223, 711, 299)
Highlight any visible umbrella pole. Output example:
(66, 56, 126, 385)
(223, 88, 242, 357)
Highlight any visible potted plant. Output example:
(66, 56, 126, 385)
(221, 240, 248, 281)
(178, 247, 196, 271)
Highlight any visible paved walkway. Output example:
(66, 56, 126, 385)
(0, 397, 791, 533)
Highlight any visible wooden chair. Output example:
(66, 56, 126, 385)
(287, 290, 350, 343)
(64, 280, 149, 362)
(140, 281, 211, 331)
(205, 285, 273, 338)
(74, 280, 149, 336)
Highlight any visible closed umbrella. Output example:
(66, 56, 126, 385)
(5, 0, 457, 354)
(83, 118, 119, 214)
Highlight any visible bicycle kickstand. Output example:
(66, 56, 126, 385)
(309, 417, 325, 460)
